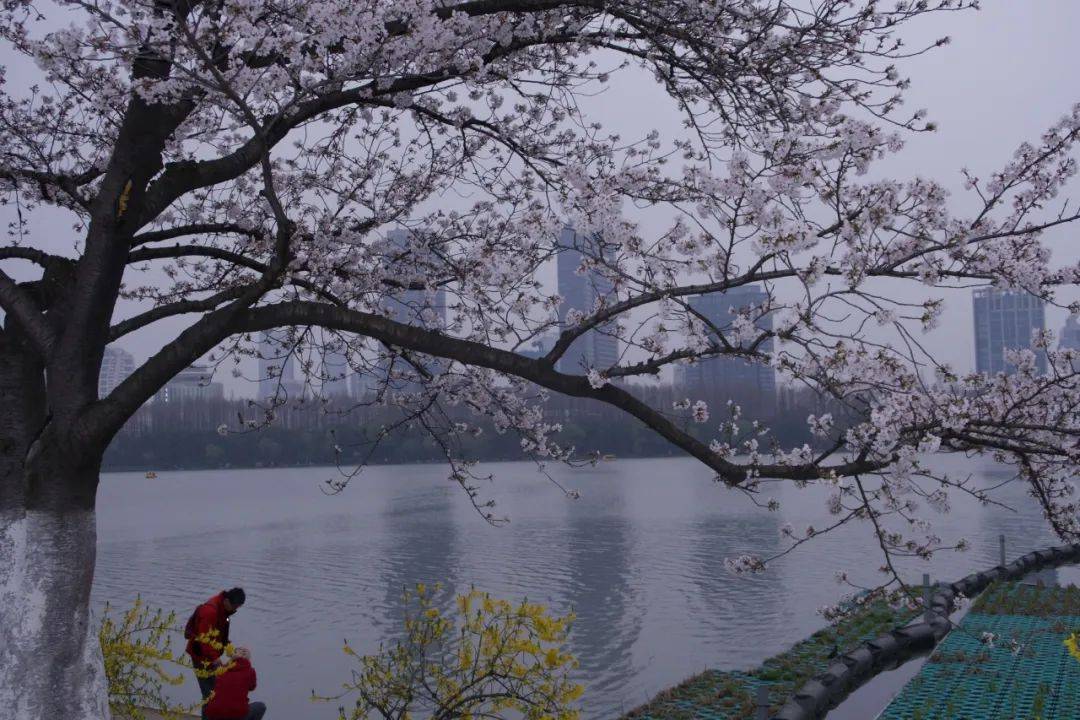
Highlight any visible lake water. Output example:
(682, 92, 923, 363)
(94, 455, 1066, 719)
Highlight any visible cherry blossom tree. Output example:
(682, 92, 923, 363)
(1, 0, 1078, 717)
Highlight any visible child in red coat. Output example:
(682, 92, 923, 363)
(204, 647, 266, 720)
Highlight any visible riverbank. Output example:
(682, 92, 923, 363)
(623, 546, 1080, 720)
(117, 709, 198, 720)
(621, 599, 917, 720)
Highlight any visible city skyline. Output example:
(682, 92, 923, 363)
(107, 283, 1077, 405)
(382, 229, 448, 330)
(6, 3, 1078, 403)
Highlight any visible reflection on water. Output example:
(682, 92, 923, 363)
(564, 509, 643, 709)
(377, 485, 461, 638)
(94, 456, 1064, 719)
(686, 515, 787, 638)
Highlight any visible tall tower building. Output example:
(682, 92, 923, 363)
(556, 227, 619, 374)
(383, 229, 447, 328)
(321, 342, 352, 399)
(258, 331, 304, 400)
(973, 288, 1047, 375)
(678, 285, 776, 414)
(349, 370, 374, 401)
(379, 229, 448, 392)
(1061, 315, 1080, 352)
(98, 346, 136, 398)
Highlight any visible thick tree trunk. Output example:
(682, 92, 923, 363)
(0, 327, 110, 719)
(0, 505, 108, 720)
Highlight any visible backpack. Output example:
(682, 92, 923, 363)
(183, 605, 203, 640)
(184, 602, 215, 642)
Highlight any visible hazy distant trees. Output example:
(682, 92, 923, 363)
(103, 384, 853, 470)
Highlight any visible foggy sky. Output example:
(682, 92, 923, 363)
(1, 1, 1078, 398)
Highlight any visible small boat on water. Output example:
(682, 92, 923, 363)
(145, 471, 158, 479)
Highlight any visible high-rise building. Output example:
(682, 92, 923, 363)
(676, 285, 776, 413)
(321, 343, 352, 399)
(1061, 315, 1080, 352)
(156, 364, 224, 403)
(973, 288, 1047, 375)
(378, 229, 448, 392)
(98, 346, 136, 398)
(383, 229, 447, 328)
(349, 370, 375, 400)
(556, 227, 619, 374)
(258, 331, 304, 400)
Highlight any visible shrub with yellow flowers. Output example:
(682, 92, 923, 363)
(99, 597, 234, 719)
(319, 583, 585, 720)
(1065, 632, 1080, 663)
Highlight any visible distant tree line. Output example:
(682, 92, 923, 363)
(103, 385, 856, 471)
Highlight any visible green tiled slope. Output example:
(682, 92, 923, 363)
(879, 583, 1080, 720)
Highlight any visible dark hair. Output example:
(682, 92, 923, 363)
(224, 587, 246, 607)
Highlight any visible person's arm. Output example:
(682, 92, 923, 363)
(249, 667, 257, 691)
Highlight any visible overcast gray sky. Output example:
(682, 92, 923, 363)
(581, 1, 1080, 379)
(846, 0, 1079, 374)
(2, 1, 1078, 398)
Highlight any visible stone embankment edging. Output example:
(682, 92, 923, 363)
(771, 542, 1080, 720)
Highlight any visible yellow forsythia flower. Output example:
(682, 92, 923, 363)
(1065, 633, 1080, 662)
(99, 597, 203, 720)
(315, 586, 584, 720)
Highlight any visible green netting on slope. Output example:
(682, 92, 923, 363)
(622, 601, 915, 720)
(879, 583, 1080, 720)
(972, 582, 1080, 617)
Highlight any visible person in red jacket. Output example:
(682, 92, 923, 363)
(186, 587, 246, 713)
(204, 647, 266, 720)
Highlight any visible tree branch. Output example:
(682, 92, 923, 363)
(227, 300, 890, 483)
(127, 244, 268, 274)
(0, 247, 65, 266)
(127, 242, 448, 295)
(0, 163, 101, 208)
(138, 30, 581, 225)
(130, 222, 263, 248)
(0, 269, 56, 357)
(108, 285, 250, 341)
